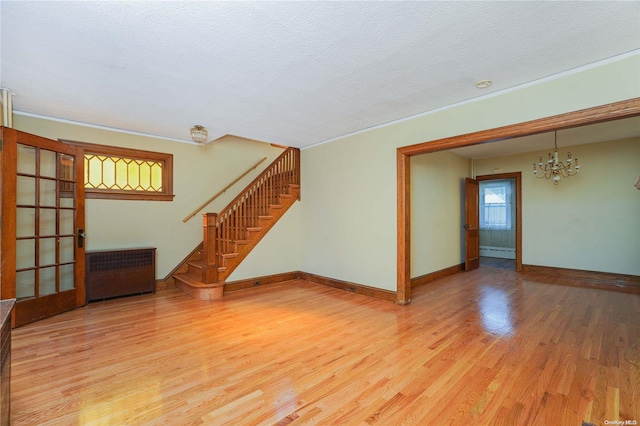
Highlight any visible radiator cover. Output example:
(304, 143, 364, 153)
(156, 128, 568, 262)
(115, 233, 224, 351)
(86, 247, 156, 302)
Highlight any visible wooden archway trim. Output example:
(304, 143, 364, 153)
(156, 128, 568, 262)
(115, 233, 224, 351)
(396, 97, 640, 305)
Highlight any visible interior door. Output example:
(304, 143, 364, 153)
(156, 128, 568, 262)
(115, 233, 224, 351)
(1, 128, 85, 327)
(464, 177, 480, 271)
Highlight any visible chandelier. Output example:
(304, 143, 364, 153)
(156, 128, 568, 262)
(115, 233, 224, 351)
(532, 131, 579, 185)
(190, 125, 208, 144)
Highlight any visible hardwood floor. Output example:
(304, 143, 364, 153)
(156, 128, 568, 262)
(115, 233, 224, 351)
(480, 256, 515, 270)
(10, 267, 640, 425)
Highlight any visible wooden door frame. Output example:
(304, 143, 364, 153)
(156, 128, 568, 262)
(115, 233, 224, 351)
(396, 98, 640, 305)
(476, 172, 522, 272)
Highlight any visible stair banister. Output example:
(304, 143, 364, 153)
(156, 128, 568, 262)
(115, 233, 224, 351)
(212, 147, 299, 278)
(174, 147, 299, 297)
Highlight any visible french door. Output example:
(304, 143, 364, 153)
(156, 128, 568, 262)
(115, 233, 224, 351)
(1, 128, 85, 327)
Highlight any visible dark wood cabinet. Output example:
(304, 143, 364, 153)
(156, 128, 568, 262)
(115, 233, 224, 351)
(1, 299, 15, 426)
(86, 248, 156, 302)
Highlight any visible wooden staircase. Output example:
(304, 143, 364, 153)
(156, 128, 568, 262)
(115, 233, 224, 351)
(174, 148, 300, 300)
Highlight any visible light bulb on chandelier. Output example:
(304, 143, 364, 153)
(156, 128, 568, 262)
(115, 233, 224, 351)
(532, 131, 580, 185)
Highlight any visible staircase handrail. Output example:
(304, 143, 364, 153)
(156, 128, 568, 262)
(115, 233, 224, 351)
(182, 157, 268, 223)
(215, 147, 299, 225)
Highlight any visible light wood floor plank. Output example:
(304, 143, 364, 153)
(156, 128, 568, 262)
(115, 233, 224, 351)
(10, 266, 640, 425)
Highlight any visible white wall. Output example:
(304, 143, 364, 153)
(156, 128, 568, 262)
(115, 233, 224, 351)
(10, 53, 640, 289)
(299, 139, 398, 290)
(299, 54, 640, 291)
(227, 202, 301, 281)
(410, 151, 469, 277)
(476, 137, 640, 275)
(13, 115, 285, 278)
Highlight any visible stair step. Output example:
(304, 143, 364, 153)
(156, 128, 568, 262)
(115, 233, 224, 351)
(186, 260, 204, 277)
(174, 272, 224, 301)
(269, 204, 283, 209)
(174, 272, 221, 288)
(234, 239, 251, 245)
(247, 227, 263, 232)
(221, 252, 239, 259)
(258, 215, 274, 220)
(181, 268, 203, 281)
(187, 260, 205, 269)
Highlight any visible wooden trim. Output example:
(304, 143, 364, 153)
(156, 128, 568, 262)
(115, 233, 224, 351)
(396, 149, 411, 305)
(202, 213, 218, 279)
(398, 98, 640, 157)
(295, 148, 301, 200)
(60, 139, 174, 201)
(300, 272, 397, 303)
(73, 145, 87, 307)
(411, 263, 464, 288)
(396, 98, 640, 304)
(221, 270, 397, 302)
(476, 172, 522, 272)
(523, 264, 640, 293)
(82, 190, 175, 201)
(61, 140, 172, 159)
(168, 261, 407, 303)
(223, 271, 302, 293)
(0, 128, 17, 301)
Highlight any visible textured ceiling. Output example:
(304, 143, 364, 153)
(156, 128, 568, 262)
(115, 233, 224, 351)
(1, 1, 639, 148)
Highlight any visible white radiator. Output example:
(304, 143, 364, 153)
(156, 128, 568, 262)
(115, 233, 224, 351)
(479, 246, 515, 259)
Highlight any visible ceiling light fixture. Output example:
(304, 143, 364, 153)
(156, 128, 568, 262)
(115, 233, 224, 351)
(532, 131, 579, 185)
(190, 125, 208, 144)
(476, 80, 492, 89)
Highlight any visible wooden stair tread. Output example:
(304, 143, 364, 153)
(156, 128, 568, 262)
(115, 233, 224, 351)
(221, 252, 239, 259)
(269, 204, 283, 209)
(258, 215, 274, 220)
(174, 273, 223, 288)
(187, 259, 205, 268)
(246, 227, 263, 232)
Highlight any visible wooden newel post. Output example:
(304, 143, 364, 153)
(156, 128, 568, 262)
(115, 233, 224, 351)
(202, 212, 219, 283)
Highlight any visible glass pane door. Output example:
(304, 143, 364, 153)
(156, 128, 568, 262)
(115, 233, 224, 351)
(2, 128, 85, 327)
(16, 143, 78, 300)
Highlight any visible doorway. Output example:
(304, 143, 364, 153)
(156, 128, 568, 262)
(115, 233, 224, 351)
(464, 172, 522, 272)
(477, 175, 518, 271)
